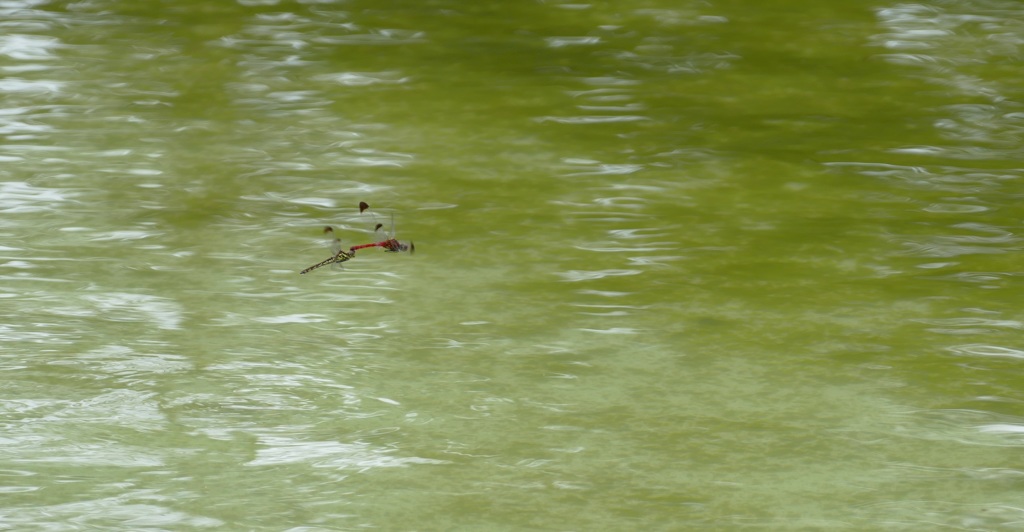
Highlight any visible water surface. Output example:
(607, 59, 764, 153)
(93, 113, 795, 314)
(3, 0, 1024, 529)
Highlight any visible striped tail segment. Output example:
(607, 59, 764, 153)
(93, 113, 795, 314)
(299, 249, 354, 274)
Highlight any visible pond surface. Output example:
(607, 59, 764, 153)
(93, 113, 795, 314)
(3, 0, 1024, 529)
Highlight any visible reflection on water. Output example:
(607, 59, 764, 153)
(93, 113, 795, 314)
(2, 0, 1024, 529)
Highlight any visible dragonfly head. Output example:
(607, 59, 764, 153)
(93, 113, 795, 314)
(382, 242, 399, 252)
(383, 240, 413, 253)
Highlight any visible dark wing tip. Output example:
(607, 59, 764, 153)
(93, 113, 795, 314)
(323, 226, 334, 234)
(359, 201, 369, 213)
(409, 242, 415, 254)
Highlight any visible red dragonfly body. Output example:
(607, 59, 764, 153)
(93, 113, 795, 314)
(299, 202, 413, 274)
(349, 238, 412, 253)
(348, 202, 415, 255)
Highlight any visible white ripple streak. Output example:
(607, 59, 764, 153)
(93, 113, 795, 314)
(947, 344, 1024, 359)
(536, 115, 650, 124)
(247, 436, 450, 469)
(555, 269, 642, 282)
(81, 293, 184, 330)
(0, 34, 62, 60)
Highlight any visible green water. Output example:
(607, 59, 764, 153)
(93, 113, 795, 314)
(3, 0, 1024, 529)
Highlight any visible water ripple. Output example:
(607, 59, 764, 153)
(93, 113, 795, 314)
(545, 36, 602, 48)
(0, 78, 64, 94)
(825, 161, 1022, 193)
(562, 161, 645, 176)
(78, 292, 184, 331)
(246, 435, 449, 469)
(894, 224, 1020, 258)
(250, 314, 330, 324)
(0, 34, 62, 60)
(872, 2, 1023, 158)
(919, 317, 1024, 330)
(921, 203, 988, 213)
(947, 344, 1024, 360)
(578, 327, 640, 335)
(555, 269, 642, 282)
(536, 115, 650, 124)
(0, 181, 76, 213)
(312, 71, 410, 86)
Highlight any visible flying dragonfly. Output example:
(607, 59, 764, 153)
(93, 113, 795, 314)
(348, 201, 415, 255)
(299, 226, 354, 274)
(299, 202, 413, 274)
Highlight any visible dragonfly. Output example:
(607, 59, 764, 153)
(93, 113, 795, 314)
(347, 201, 415, 255)
(299, 226, 355, 274)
